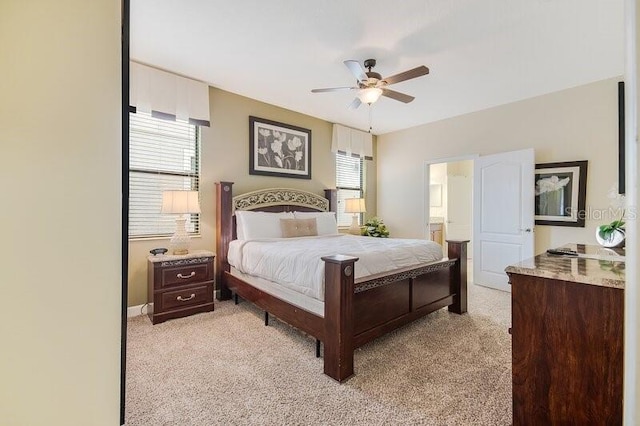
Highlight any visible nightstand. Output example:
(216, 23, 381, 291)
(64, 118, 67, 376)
(147, 250, 215, 324)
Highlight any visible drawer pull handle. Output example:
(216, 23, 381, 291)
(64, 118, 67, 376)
(177, 272, 196, 279)
(177, 294, 196, 302)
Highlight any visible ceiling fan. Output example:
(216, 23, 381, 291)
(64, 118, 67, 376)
(311, 59, 429, 109)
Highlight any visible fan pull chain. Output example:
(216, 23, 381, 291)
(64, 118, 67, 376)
(368, 104, 373, 133)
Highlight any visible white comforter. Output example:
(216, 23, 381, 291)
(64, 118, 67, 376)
(228, 235, 443, 301)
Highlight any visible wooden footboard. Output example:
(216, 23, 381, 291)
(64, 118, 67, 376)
(321, 255, 358, 381)
(320, 241, 468, 382)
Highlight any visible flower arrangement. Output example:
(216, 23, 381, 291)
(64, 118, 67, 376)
(361, 217, 389, 238)
(596, 184, 626, 247)
(535, 175, 570, 216)
(535, 175, 570, 196)
(597, 219, 625, 243)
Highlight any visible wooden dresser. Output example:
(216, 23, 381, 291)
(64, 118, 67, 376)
(148, 250, 215, 324)
(506, 244, 624, 425)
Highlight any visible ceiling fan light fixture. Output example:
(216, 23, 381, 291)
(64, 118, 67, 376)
(312, 59, 427, 108)
(357, 87, 383, 104)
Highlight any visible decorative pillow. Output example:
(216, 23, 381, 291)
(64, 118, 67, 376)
(293, 211, 338, 235)
(280, 218, 318, 238)
(235, 211, 294, 240)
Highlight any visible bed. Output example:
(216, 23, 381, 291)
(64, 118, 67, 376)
(215, 182, 468, 382)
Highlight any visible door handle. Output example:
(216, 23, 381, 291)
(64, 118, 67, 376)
(520, 228, 532, 233)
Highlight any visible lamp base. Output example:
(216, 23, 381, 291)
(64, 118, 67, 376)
(170, 216, 191, 255)
(348, 214, 361, 235)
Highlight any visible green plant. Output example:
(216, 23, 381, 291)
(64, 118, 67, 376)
(361, 217, 390, 238)
(598, 219, 625, 242)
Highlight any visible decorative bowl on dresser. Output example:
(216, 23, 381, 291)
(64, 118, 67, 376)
(147, 250, 215, 324)
(505, 244, 624, 425)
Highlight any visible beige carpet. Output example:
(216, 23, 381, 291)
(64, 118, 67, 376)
(125, 282, 512, 425)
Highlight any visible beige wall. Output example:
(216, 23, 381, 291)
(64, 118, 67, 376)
(0, 1, 121, 424)
(128, 87, 377, 306)
(378, 78, 621, 253)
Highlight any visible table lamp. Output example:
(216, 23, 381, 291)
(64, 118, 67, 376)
(344, 198, 366, 235)
(161, 190, 201, 255)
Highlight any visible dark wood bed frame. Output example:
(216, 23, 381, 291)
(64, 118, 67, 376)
(215, 182, 468, 382)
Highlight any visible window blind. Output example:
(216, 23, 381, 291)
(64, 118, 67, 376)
(336, 153, 364, 227)
(129, 111, 200, 238)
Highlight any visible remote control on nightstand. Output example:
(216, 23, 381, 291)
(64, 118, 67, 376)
(546, 248, 578, 256)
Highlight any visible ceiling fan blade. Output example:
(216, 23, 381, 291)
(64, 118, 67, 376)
(347, 97, 362, 110)
(381, 88, 415, 103)
(383, 66, 429, 85)
(344, 60, 368, 83)
(311, 86, 356, 93)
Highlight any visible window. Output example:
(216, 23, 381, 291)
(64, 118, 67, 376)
(129, 111, 200, 238)
(336, 153, 364, 227)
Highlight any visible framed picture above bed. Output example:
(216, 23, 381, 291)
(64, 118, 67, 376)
(534, 161, 588, 227)
(249, 116, 311, 179)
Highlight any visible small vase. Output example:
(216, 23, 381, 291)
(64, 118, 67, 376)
(595, 228, 625, 248)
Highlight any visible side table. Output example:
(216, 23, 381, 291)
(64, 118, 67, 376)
(147, 250, 215, 324)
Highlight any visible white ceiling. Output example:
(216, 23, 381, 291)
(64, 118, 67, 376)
(131, 0, 624, 135)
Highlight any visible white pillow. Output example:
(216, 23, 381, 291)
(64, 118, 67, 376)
(235, 211, 294, 240)
(293, 211, 338, 236)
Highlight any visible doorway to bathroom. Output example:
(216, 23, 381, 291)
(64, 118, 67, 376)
(426, 158, 474, 260)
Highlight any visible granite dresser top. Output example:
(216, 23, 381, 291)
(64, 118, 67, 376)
(148, 249, 215, 263)
(505, 243, 625, 289)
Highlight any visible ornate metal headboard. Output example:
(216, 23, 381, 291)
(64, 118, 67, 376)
(232, 187, 329, 212)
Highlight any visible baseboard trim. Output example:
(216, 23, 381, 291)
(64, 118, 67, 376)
(474, 282, 511, 293)
(127, 303, 150, 317)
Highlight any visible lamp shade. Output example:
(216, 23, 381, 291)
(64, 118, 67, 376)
(344, 198, 366, 214)
(161, 190, 201, 214)
(357, 87, 383, 104)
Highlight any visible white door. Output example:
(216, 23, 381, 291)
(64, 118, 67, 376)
(446, 174, 473, 257)
(473, 149, 534, 291)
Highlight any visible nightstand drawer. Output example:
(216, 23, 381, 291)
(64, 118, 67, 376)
(148, 252, 215, 324)
(160, 284, 213, 311)
(161, 263, 212, 288)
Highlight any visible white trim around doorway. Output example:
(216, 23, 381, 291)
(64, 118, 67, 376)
(422, 154, 479, 241)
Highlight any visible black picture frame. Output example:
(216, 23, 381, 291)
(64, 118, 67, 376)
(618, 81, 625, 194)
(249, 116, 311, 179)
(534, 161, 588, 227)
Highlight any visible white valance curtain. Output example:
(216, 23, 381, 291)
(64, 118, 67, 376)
(331, 124, 373, 160)
(130, 61, 210, 127)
